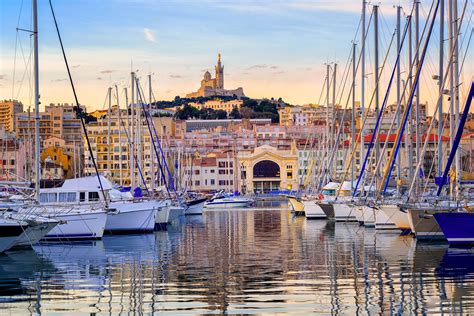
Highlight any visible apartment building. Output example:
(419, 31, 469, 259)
(0, 100, 23, 132)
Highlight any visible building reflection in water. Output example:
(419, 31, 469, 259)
(0, 209, 474, 314)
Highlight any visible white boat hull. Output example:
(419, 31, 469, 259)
(168, 206, 185, 223)
(374, 207, 398, 231)
(303, 200, 326, 219)
(204, 201, 252, 209)
(185, 201, 205, 215)
(13, 221, 58, 247)
(106, 200, 156, 233)
(379, 204, 411, 232)
(155, 204, 170, 230)
(33, 207, 108, 240)
(333, 203, 358, 222)
(361, 206, 375, 227)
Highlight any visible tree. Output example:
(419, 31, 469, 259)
(239, 106, 253, 119)
(175, 104, 199, 120)
(229, 106, 242, 119)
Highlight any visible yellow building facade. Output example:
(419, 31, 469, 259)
(237, 144, 298, 193)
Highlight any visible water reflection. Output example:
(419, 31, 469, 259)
(0, 209, 474, 314)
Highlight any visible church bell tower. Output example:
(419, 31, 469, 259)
(215, 53, 224, 90)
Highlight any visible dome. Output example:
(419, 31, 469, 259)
(203, 70, 211, 81)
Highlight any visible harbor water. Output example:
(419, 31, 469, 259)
(1, 204, 474, 314)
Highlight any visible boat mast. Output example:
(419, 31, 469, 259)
(137, 77, 143, 188)
(116, 85, 122, 187)
(374, 5, 379, 187)
(332, 63, 337, 181)
(453, 0, 460, 198)
(131, 72, 136, 189)
(438, 0, 444, 179)
(448, 1, 454, 197)
(407, 12, 415, 189)
(351, 42, 356, 190)
(124, 87, 129, 186)
(149, 74, 154, 192)
(360, 0, 366, 194)
(396, 5, 402, 192)
(33, 0, 40, 202)
(415, 0, 421, 195)
(326, 63, 331, 184)
(107, 87, 112, 173)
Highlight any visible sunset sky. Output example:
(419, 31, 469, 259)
(0, 0, 472, 113)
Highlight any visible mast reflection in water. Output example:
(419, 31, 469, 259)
(1, 207, 474, 314)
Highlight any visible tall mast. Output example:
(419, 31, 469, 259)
(351, 43, 356, 189)
(33, 0, 40, 202)
(396, 5, 402, 191)
(415, 0, 420, 194)
(124, 87, 129, 185)
(438, 0, 444, 178)
(360, 0, 366, 193)
(374, 5, 379, 184)
(453, 0, 460, 198)
(131, 72, 136, 189)
(407, 13, 414, 186)
(116, 85, 122, 186)
(149, 74, 154, 191)
(332, 63, 337, 180)
(107, 87, 112, 171)
(137, 77, 143, 187)
(448, 0, 454, 197)
(326, 63, 331, 183)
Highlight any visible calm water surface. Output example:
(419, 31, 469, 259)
(1, 205, 474, 315)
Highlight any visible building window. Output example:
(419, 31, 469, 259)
(287, 171, 293, 179)
(211, 179, 215, 185)
(195, 180, 200, 186)
(79, 192, 86, 202)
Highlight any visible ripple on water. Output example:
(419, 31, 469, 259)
(1, 208, 474, 314)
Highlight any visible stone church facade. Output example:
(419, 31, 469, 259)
(186, 54, 245, 98)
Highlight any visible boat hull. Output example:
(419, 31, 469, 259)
(434, 212, 474, 245)
(0, 222, 28, 253)
(333, 203, 358, 222)
(379, 204, 411, 233)
(106, 200, 156, 233)
(12, 221, 58, 247)
(407, 208, 445, 240)
(287, 197, 305, 216)
(303, 200, 326, 219)
(361, 205, 375, 227)
(374, 207, 398, 231)
(204, 201, 252, 209)
(42, 209, 107, 240)
(185, 201, 206, 215)
(319, 203, 335, 220)
(155, 204, 170, 230)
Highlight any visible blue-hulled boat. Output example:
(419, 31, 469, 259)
(434, 212, 474, 245)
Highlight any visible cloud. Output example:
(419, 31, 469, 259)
(170, 74, 183, 79)
(306, 67, 312, 71)
(273, 71, 285, 75)
(51, 78, 67, 82)
(143, 28, 157, 43)
(97, 77, 102, 80)
(0, 74, 7, 80)
(247, 64, 268, 70)
(100, 70, 114, 74)
(270, 66, 279, 69)
(72, 65, 81, 69)
(165, 89, 173, 93)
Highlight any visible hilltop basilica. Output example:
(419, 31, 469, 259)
(186, 53, 245, 98)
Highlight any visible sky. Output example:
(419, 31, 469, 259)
(0, 0, 472, 113)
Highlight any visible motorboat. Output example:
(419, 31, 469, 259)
(204, 191, 254, 209)
(185, 197, 208, 215)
